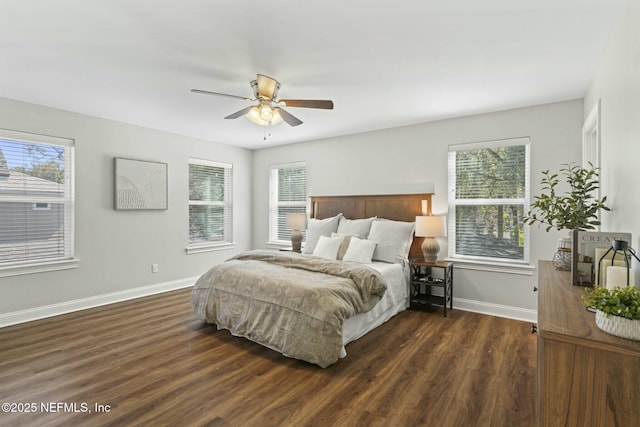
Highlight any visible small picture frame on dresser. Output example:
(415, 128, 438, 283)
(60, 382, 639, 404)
(571, 230, 632, 286)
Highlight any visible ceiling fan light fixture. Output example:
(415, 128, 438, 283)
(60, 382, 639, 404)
(260, 104, 273, 121)
(192, 74, 331, 128)
(246, 105, 283, 126)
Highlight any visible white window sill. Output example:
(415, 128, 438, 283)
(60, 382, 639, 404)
(445, 258, 535, 276)
(186, 242, 236, 255)
(0, 258, 80, 278)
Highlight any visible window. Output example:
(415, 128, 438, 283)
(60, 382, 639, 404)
(0, 128, 76, 276)
(269, 162, 307, 245)
(448, 138, 530, 264)
(188, 159, 233, 252)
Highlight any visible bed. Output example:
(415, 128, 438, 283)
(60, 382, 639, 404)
(191, 193, 432, 367)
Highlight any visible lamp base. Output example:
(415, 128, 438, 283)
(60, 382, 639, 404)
(421, 237, 440, 263)
(290, 230, 303, 253)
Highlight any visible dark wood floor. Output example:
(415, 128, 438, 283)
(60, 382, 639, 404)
(0, 288, 536, 427)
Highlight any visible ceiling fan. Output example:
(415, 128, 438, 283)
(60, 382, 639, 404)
(191, 74, 334, 127)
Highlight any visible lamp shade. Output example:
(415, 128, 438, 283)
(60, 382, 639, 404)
(415, 215, 447, 238)
(286, 213, 307, 230)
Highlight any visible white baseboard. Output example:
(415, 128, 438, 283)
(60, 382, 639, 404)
(453, 297, 537, 323)
(0, 277, 198, 328)
(1, 280, 537, 329)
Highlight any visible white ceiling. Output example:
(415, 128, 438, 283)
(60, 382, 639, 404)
(0, 0, 627, 150)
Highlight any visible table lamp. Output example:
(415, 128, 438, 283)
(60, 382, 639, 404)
(286, 213, 307, 252)
(415, 215, 447, 263)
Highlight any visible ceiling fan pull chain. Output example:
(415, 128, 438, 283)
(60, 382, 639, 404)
(263, 123, 273, 140)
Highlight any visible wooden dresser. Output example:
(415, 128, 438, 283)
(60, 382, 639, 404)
(537, 261, 640, 426)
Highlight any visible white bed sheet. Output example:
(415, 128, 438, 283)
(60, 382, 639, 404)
(339, 261, 409, 357)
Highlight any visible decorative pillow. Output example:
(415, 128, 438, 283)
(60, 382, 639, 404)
(331, 233, 355, 260)
(302, 214, 343, 254)
(336, 217, 377, 238)
(312, 235, 344, 260)
(367, 219, 415, 264)
(343, 237, 377, 264)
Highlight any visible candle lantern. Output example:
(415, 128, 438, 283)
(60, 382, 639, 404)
(597, 239, 640, 288)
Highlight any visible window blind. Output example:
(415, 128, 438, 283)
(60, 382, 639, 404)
(188, 159, 233, 246)
(447, 138, 530, 262)
(269, 163, 307, 243)
(0, 130, 74, 267)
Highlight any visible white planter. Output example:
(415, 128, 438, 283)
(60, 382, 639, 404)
(595, 310, 640, 340)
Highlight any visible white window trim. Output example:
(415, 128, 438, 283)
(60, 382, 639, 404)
(268, 161, 307, 247)
(0, 258, 80, 278)
(582, 100, 601, 170)
(0, 128, 78, 277)
(444, 258, 535, 275)
(583, 100, 601, 211)
(186, 158, 235, 254)
(447, 137, 531, 269)
(186, 242, 236, 255)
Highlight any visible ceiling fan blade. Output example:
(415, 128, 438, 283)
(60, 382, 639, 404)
(191, 89, 252, 101)
(278, 99, 334, 110)
(224, 106, 254, 119)
(275, 107, 303, 127)
(256, 74, 280, 100)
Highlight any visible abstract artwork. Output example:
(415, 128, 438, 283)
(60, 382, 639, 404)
(115, 158, 168, 210)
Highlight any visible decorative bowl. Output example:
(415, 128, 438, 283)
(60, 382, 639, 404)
(595, 310, 640, 340)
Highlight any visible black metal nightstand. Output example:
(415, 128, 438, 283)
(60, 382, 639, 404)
(409, 259, 453, 316)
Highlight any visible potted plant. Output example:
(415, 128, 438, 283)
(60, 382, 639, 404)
(583, 286, 640, 340)
(524, 162, 610, 270)
(525, 162, 609, 231)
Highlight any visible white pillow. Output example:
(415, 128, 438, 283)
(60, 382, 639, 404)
(367, 219, 415, 264)
(336, 217, 376, 238)
(302, 214, 343, 254)
(343, 237, 377, 264)
(312, 235, 344, 260)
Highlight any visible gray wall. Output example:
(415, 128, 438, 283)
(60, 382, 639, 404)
(253, 100, 584, 320)
(0, 97, 253, 317)
(0, 96, 587, 323)
(585, 2, 640, 276)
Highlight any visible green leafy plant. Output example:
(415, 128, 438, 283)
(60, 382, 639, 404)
(524, 163, 610, 231)
(583, 286, 640, 320)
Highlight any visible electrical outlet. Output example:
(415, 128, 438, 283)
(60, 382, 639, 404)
(152, 264, 159, 273)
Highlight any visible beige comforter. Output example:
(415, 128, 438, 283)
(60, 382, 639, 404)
(191, 250, 387, 367)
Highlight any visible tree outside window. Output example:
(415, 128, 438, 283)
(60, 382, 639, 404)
(188, 159, 233, 246)
(448, 138, 530, 262)
(0, 133, 74, 268)
(269, 163, 307, 244)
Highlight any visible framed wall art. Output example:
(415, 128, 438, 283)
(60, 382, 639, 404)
(114, 157, 168, 210)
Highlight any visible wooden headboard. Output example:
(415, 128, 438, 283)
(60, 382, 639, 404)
(309, 193, 433, 259)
